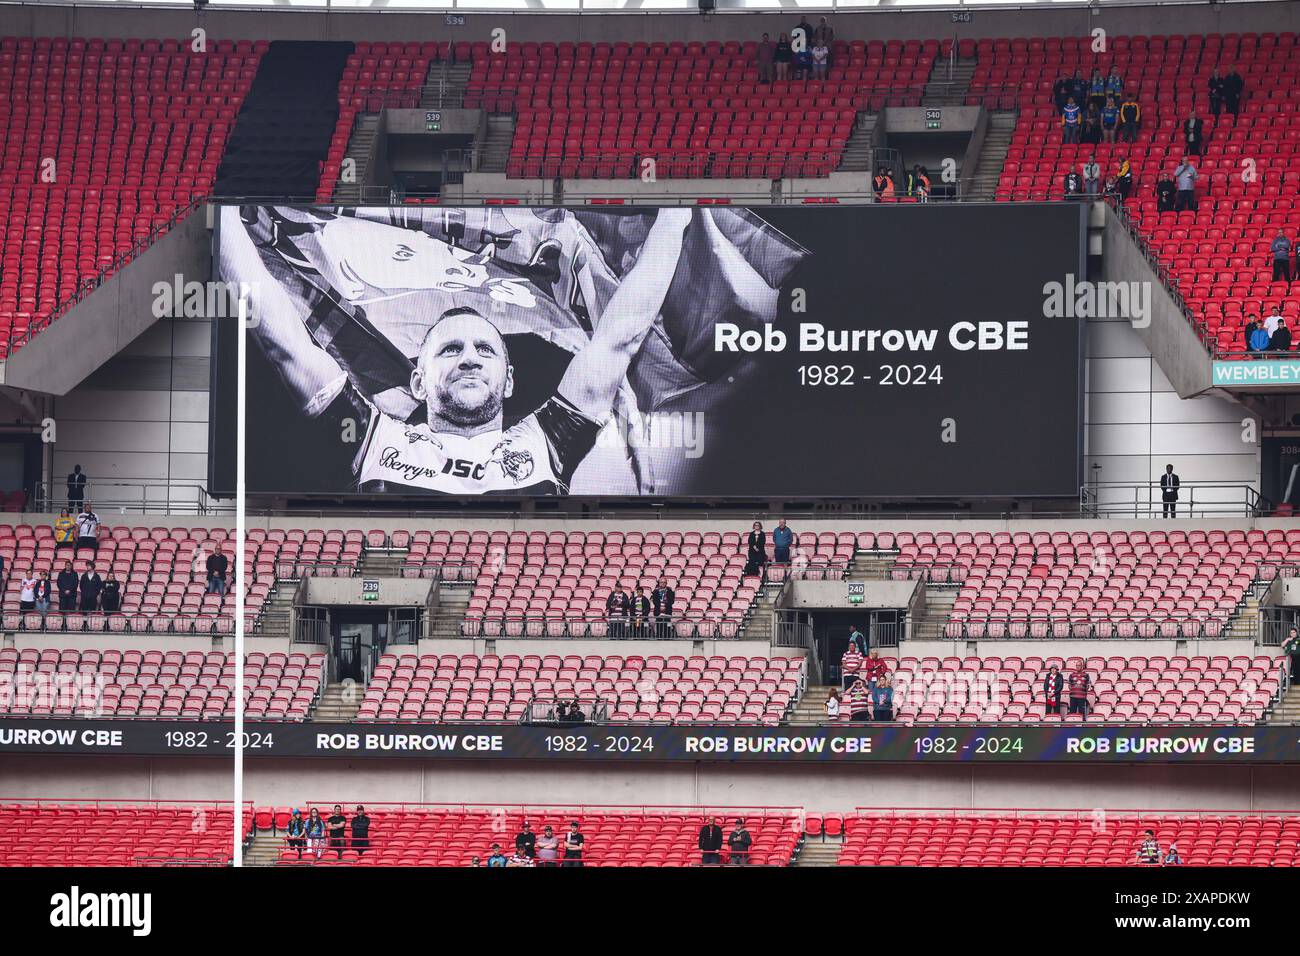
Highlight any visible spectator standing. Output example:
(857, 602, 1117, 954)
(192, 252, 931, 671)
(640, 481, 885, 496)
(744, 521, 767, 577)
(1070, 72, 1088, 112)
(1173, 158, 1198, 211)
(840, 643, 863, 689)
(698, 816, 724, 865)
(285, 809, 307, 859)
(825, 688, 841, 721)
(814, 16, 834, 50)
(793, 15, 813, 47)
(1082, 156, 1101, 196)
(774, 34, 792, 81)
(1137, 830, 1161, 865)
(651, 577, 675, 639)
(66, 465, 86, 511)
(757, 33, 775, 84)
(1250, 320, 1272, 353)
(1208, 67, 1225, 117)
(847, 624, 867, 655)
(1081, 104, 1102, 145)
(1283, 626, 1300, 681)
(1243, 314, 1261, 351)
(74, 504, 100, 556)
(1182, 111, 1204, 156)
(811, 41, 829, 81)
(606, 586, 630, 639)
(1221, 66, 1244, 120)
(34, 573, 51, 614)
(563, 821, 585, 867)
(1043, 665, 1064, 715)
(1101, 96, 1119, 143)
(1087, 69, 1106, 111)
(1271, 231, 1292, 284)
(771, 518, 794, 564)
(351, 805, 370, 855)
(1271, 317, 1292, 353)
(1264, 305, 1283, 337)
(78, 563, 103, 612)
(18, 571, 38, 611)
(487, 843, 508, 867)
(1052, 74, 1073, 115)
(99, 573, 121, 613)
(507, 850, 535, 867)
(53, 509, 76, 549)
(1160, 464, 1180, 518)
(1105, 67, 1123, 99)
(861, 648, 889, 689)
(305, 808, 326, 859)
(871, 675, 894, 722)
(846, 677, 872, 721)
(206, 549, 229, 595)
(793, 44, 813, 81)
(727, 819, 752, 865)
(1114, 156, 1133, 202)
(327, 804, 348, 859)
(515, 821, 537, 861)
(1118, 92, 1141, 143)
(56, 561, 78, 612)
(631, 585, 652, 638)
(536, 825, 560, 866)
(1067, 662, 1091, 716)
(1155, 172, 1176, 212)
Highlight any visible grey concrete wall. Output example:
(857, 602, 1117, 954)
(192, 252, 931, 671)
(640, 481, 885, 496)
(791, 578, 918, 609)
(304, 577, 433, 606)
(900, 638, 1274, 661)
(3, 3, 1298, 46)
(3, 208, 211, 397)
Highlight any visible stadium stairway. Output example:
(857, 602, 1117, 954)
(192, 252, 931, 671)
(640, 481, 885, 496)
(214, 40, 354, 200)
(255, 586, 295, 640)
(788, 686, 836, 726)
(836, 115, 878, 173)
(330, 113, 379, 203)
(1267, 679, 1300, 725)
(424, 58, 473, 109)
(479, 114, 517, 173)
(428, 583, 474, 640)
(244, 829, 298, 867)
(314, 682, 363, 722)
(360, 546, 407, 578)
(923, 55, 977, 106)
(965, 112, 1019, 201)
(793, 834, 844, 867)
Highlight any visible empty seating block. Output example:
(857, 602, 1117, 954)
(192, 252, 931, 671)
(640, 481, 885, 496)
(258, 806, 801, 867)
(839, 811, 1300, 866)
(358, 652, 805, 726)
(0, 802, 247, 866)
(0, 36, 263, 355)
(0, 648, 326, 720)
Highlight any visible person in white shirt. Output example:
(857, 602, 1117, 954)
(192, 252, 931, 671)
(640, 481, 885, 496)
(74, 505, 100, 556)
(1264, 306, 1283, 337)
(19, 572, 38, 611)
(825, 688, 841, 721)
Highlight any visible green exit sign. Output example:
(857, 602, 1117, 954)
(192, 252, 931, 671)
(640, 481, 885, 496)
(848, 582, 864, 604)
(362, 580, 380, 602)
(925, 108, 942, 129)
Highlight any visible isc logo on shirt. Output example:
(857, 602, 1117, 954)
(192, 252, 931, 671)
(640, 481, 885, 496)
(441, 458, 488, 480)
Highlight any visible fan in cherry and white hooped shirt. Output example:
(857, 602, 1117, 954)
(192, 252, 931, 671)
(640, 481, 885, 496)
(840, 643, 864, 690)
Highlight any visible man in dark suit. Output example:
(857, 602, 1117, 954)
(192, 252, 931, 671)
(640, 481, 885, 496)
(78, 563, 104, 611)
(1160, 464, 1181, 518)
(1221, 66, 1244, 120)
(1182, 111, 1204, 156)
(66, 465, 86, 511)
(698, 817, 724, 866)
(651, 577, 675, 639)
(56, 561, 79, 612)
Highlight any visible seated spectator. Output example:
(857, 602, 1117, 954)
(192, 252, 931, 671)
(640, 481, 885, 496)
(871, 675, 894, 722)
(771, 518, 794, 564)
(774, 33, 792, 81)
(756, 33, 774, 84)
(1101, 95, 1119, 143)
(1118, 92, 1141, 142)
(861, 648, 890, 688)
(99, 573, 122, 613)
(74, 504, 100, 555)
(840, 643, 863, 689)
(872, 166, 895, 201)
(1271, 231, 1292, 284)
(811, 40, 828, 80)
(1163, 843, 1183, 866)
(1155, 172, 1176, 212)
(1102, 176, 1120, 200)
(53, 509, 76, 549)
(825, 688, 841, 721)
(507, 850, 535, 867)
(1061, 97, 1082, 143)
(486, 843, 508, 867)
(56, 561, 77, 612)
(845, 677, 872, 721)
(1270, 317, 1292, 353)
(1136, 830, 1161, 865)
(18, 570, 37, 611)
(1063, 168, 1083, 199)
(78, 563, 103, 612)
(469, 856, 482, 867)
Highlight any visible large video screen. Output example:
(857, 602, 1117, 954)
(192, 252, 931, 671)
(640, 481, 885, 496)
(213, 203, 1084, 498)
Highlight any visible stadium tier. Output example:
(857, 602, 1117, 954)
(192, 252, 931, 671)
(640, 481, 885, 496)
(0, 36, 263, 356)
(0, 649, 325, 720)
(832, 810, 1300, 867)
(251, 805, 801, 866)
(0, 801, 247, 866)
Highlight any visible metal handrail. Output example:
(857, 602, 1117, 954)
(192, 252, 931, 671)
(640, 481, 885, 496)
(456, 615, 752, 640)
(1080, 481, 1264, 518)
(912, 613, 1245, 641)
(33, 480, 223, 516)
